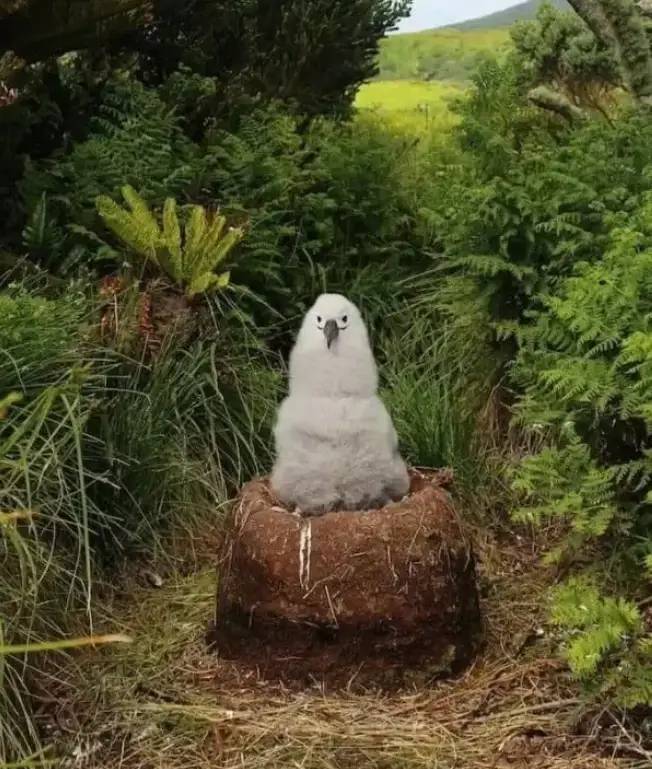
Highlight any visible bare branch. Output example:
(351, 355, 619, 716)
(528, 85, 587, 121)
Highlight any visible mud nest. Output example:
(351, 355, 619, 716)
(208, 471, 482, 687)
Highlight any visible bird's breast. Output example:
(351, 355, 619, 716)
(279, 395, 385, 443)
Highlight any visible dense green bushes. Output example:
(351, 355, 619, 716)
(413, 19, 652, 705)
(12, 73, 430, 339)
(508, 201, 652, 705)
(420, 58, 652, 343)
(0, 287, 279, 760)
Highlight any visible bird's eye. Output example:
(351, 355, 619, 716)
(341, 315, 348, 324)
(316, 315, 322, 323)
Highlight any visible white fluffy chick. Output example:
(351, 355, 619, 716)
(271, 293, 410, 514)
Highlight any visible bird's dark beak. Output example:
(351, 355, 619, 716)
(324, 319, 339, 349)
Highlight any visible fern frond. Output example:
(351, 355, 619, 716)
(120, 185, 160, 243)
(96, 195, 156, 259)
(184, 205, 208, 268)
(96, 191, 242, 296)
(187, 270, 230, 297)
(161, 198, 183, 282)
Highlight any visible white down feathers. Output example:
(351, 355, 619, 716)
(271, 294, 409, 514)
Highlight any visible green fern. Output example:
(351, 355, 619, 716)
(511, 432, 618, 547)
(508, 196, 652, 703)
(96, 186, 244, 298)
(21, 193, 65, 264)
(20, 80, 203, 233)
(551, 578, 652, 706)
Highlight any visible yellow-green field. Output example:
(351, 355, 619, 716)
(355, 79, 463, 133)
(358, 25, 512, 133)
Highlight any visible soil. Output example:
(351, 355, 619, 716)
(209, 471, 483, 688)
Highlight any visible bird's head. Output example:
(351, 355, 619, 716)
(290, 293, 377, 397)
(300, 294, 367, 353)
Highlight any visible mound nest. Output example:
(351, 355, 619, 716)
(208, 471, 482, 687)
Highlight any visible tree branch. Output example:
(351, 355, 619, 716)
(528, 85, 587, 122)
(637, 0, 652, 18)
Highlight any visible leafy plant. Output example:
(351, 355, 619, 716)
(21, 192, 65, 265)
(96, 186, 244, 297)
(507, 196, 652, 703)
(380, 314, 496, 492)
(0, 284, 279, 761)
(551, 577, 652, 707)
(20, 80, 203, 230)
(512, 2, 620, 115)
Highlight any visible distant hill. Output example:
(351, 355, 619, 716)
(377, 1, 575, 85)
(448, 0, 571, 30)
(377, 27, 510, 82)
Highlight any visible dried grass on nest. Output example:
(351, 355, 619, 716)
(41, 526, 648, 769)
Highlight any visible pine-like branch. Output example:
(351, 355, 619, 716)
(567, 0, 652, 104)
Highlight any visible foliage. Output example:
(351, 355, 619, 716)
(422, 83, 652, 350)
(96, 185, 243, 297)
(0, 286, 279, 761)
(551, 578, 652, 707)
(511, 1, 620, 113)
(198, 106, 430, 339)
(21, 79, 203, 230)
(566, 0, 652, 104)
(0, 0, 152, 63)
(380, 314, 496, 492)
(404, 18, 652, 706)
(6, 0, 652, 753)
(120, 0, 411, 117)
(508, 194, 652, 702)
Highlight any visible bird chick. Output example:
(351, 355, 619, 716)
(271, 293, 409, 515)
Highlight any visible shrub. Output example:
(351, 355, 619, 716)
(379, 313, 496, 493)
(202, 107, 429, 340)
(509, 199, 652, 704)
(421, 92, 652, 359)
(20, 79, 203, 230)
(0, 283, 280, 760)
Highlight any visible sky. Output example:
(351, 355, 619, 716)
(397, 0, 520, 32)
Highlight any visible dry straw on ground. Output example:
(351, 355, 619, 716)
(37, 523, 651, 769)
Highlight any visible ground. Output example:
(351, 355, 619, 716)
(39, 518, 650, 769)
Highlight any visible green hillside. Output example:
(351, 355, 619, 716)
(450, 0, 570, 30)
(377, 27, 510, 82)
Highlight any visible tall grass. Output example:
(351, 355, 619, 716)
(0, 287, 279, 763)
(355, 80, 462, 134)
(380, 313, 498, 493)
